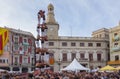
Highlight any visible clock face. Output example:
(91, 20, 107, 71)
(50, 27, 54, 31)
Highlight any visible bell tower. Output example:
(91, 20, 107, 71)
(46, 3, 59, 39)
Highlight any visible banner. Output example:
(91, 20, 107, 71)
(49, 53, 54, 65)
(49, 57, 54, 65)
(0, 35, 3, 55)
(0, 27, 9, 55)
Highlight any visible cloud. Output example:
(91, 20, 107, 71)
(0, 0, 120, 37)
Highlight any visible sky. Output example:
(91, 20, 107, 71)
(0, 0, 120, 37)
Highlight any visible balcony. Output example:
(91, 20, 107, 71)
(23, 42, 29, 46)
(56, 60, 70, 63)
(13, 63, 19, 66)
(59, 36, 108, 41)
(22, 63, 31, 66)
(112, 47, 120, 52)
(14, 42, 19, 44)
(55, 58, 89, 64)
(89, 59, 105, 62)
(79, 58, 89, 62)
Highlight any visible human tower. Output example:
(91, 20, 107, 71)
(35, 10, 49, 69)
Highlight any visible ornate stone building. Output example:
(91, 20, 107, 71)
(0, 27, 35, 72)
(46, 4, 110, 72)
(108, 22, 120, 66)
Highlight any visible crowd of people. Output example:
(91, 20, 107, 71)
(33, 69, 120, 79)
(0, 71, 28, 79)
(0, 69, 120, 79)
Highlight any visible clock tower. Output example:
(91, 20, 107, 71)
(46, 3, 59, 39)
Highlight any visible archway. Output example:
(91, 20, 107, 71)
(13, 67, 19, 71)
(22, 67, 28, 73)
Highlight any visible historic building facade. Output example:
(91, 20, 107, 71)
(108, 22, 120, 66)
(46, 4, 110, 72)
(0, 27, 35, 72)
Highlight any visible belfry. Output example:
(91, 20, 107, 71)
(46, 3, 57, 24)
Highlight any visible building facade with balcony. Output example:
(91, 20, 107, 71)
(45, 4, 110, 72)
(108, 22, 120, 66)
(0, 27, 35, 72)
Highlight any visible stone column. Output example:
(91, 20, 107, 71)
(28, 67, 31, 73)
(19, 67, 22, 73)
(10, 67, 13, 71)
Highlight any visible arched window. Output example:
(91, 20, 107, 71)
(62, 53, 67, 61)
(79, 51, 85, 59)
(115, 55, 119, 60)
(89, 53, 93, 61)
(71, 53, 76, 60)
(96, 51, 102, 61)
(97, 53, 101, 61)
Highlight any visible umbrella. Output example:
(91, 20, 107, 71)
(99, 65, 116, 71)
(116, 66, 120, 70)
(0, 69, 8, 72)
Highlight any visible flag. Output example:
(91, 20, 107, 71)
(0, 27, 9, 55)
(49, 53, 54, 65)
(0, 35, 3, 55)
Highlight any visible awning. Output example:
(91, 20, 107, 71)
(107, 60, 120, 65)
(99, 65, 116, 71)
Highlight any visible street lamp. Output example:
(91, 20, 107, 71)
(58, 58, 61, 71)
